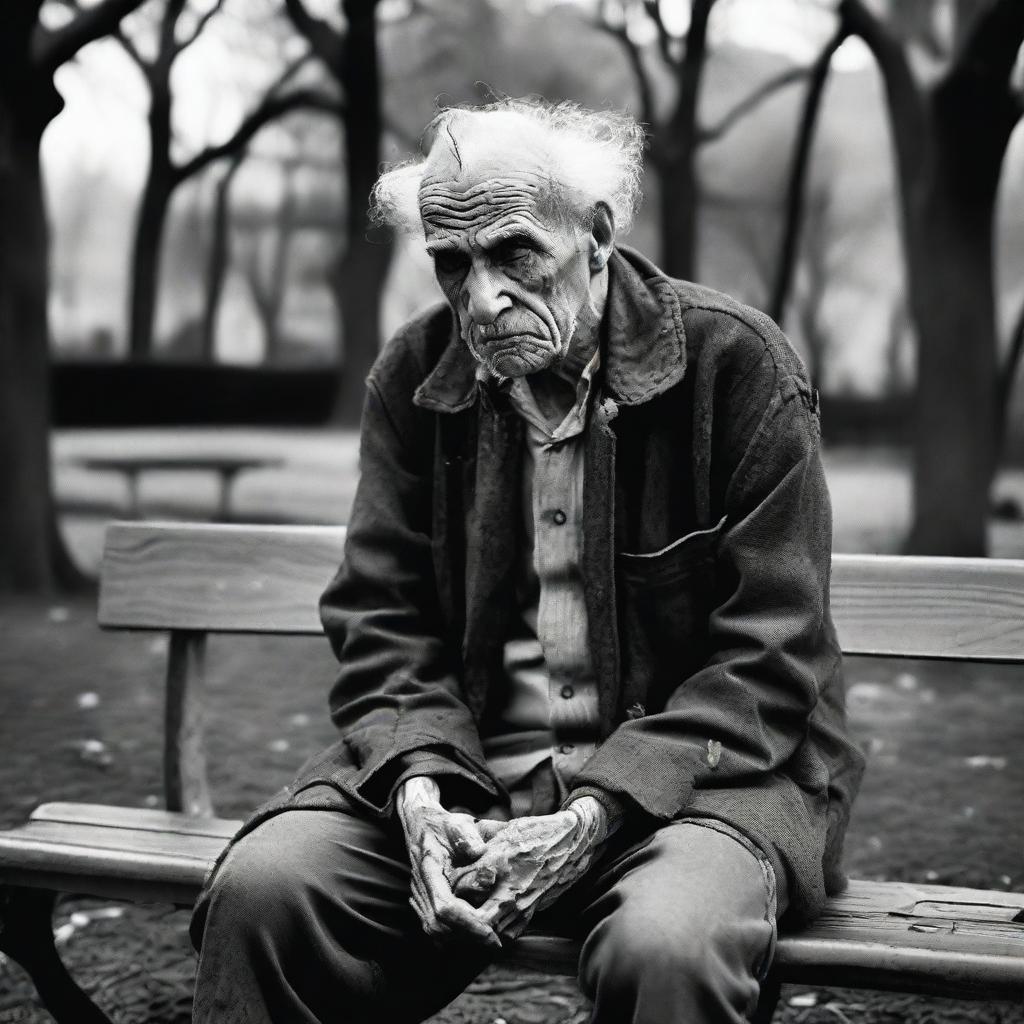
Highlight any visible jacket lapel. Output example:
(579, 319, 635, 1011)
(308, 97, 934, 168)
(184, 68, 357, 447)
(461, 390, 523, 721)
(583, 395, 622, 734)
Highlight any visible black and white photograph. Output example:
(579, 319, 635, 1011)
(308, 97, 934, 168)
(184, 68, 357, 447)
(1, 1, 1023, 1022)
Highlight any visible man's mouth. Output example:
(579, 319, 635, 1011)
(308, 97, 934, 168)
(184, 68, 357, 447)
(474, 327, 546, 347)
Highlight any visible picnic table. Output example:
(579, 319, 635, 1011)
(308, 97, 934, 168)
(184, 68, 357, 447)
(74, 455, 283, 521)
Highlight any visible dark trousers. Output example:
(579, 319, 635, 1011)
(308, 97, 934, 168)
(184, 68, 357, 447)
(192, 793, 783, 1024)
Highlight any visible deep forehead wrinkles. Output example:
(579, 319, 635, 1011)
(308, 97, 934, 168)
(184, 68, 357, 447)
(419, 174, 553, 243)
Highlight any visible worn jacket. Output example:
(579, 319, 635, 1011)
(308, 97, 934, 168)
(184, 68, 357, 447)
(235, 246, 865, 928)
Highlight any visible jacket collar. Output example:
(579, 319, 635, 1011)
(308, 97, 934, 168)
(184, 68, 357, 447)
(413, 245, 687, 414)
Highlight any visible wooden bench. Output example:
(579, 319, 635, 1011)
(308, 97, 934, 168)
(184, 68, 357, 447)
(2, 521, 1024, 1022)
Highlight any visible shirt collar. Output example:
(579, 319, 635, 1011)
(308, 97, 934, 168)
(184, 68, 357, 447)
(505, 347, 601, 445)
(413, 245, 687, 415)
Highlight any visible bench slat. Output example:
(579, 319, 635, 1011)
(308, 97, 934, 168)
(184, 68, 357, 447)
(99, 522, 1024, 661)
(830, 555, 1024, 661)
(98, 522, 345, 634)
(2, 809, 1023, 1000)
(30, 803, 241, 838)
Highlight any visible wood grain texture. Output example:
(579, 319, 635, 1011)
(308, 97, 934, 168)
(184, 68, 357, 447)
(98, 524, 1024, 660)
(0, 809, 240, 904)
(831, 553, 1024, 661)
(98, 522, 346, 633)
(30, 803, 240, 838)
(164, 632, 213, 817)
(3, 804, 1023, 1001)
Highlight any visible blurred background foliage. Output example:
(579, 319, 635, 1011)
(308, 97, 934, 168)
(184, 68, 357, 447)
(1, 0, 1024, 592)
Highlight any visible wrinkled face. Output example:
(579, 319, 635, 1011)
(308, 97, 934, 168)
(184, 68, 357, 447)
(419, 139, 599, 379)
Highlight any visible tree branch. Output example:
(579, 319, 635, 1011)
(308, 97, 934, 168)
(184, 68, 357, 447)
(698, 64, 809, 143)
(32, 0, 148, 72)
(175, 0, 226, 55)
(595, 7, 656, 130)
(113, 24, 152, 76)
(173, 89, 343, 183)
(768, 17, 852, 323)
(948, 0, 1024, 88)
(643, 0, 677, 68)
(840, 0, 930, 186)
(283, 0, 343, 69)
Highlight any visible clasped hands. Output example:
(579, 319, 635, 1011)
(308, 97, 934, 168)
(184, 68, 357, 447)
(396, 776, 608, 948)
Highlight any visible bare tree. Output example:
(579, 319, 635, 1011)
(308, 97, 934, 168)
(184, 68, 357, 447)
(598, 0, 809, 279)
(199, 148, 247, 361)
(1, 0, 150, 593)
(840, 0, 1024, 555)
(767, 14, 852, 324)
(283, 0, 392, 425)
(240, 159, 301, 362)
(117, 4, 339, 357)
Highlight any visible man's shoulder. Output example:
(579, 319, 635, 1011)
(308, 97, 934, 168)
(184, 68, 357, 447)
(670, 278, 808, 385)
(371, 301, 454, 392)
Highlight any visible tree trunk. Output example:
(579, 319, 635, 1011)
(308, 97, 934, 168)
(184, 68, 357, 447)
(655, 0, 713, 281)
(0, 73, 65, 590)
(905, 81, 1007, 555)
(127, 86, 174, 359)
(656, 149, 698, 281)
(845, 0, 1024, 555)
(332, 234, 392, 425)
(330, 0, 392, 423)
(200, 153, 245, 362)
(769, 22, 850, 325)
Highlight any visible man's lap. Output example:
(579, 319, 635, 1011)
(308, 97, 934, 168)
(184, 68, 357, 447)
(196, 786, 782, 959)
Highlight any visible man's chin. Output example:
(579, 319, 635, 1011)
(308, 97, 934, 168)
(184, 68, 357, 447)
(486, 339, 557, 379)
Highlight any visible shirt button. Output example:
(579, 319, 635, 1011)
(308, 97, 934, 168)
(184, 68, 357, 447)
(560, 684, 574, 699)
(552, 509, 567, 525)
(559, 743, 575, 755)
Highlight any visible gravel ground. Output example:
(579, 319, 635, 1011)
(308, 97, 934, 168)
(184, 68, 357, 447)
(2, 596, 1023, 1024)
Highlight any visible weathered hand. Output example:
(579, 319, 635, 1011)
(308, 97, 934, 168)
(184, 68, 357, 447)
(450, 797, 609, 938)
(395, 776, 505, 948)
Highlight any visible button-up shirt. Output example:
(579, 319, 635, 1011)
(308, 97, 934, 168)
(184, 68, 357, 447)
(481, 352, 602, 816)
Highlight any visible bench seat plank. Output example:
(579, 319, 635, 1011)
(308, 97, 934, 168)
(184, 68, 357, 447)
(28, 803, 241, 838)
(2, 807, 1022, 1000)
(0, 808, 240, 906)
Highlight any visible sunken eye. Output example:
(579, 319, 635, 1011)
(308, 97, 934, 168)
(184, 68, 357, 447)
(432, 250, 470, 276)
(493, 239, 535, 266)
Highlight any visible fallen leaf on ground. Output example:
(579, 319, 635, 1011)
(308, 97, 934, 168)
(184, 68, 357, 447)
(964, 755, 1007, 770)
(788, 992, 818, 1007)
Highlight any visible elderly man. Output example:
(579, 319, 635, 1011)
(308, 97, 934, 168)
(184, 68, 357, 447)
(191, 99, 863, 1024)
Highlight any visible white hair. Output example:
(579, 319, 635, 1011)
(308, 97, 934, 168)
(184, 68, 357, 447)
(371, 98, 646, 235)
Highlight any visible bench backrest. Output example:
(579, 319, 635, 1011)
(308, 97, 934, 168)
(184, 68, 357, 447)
(97, 521, 1024, 815)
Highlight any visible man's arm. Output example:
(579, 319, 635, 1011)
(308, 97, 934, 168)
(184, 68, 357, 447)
(320, 329, 499, 817)
(568, 346, 832, 821)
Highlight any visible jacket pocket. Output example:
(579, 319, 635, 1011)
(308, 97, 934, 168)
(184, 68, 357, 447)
(616, 516, 727, 711)
(619, 516, 727, 585)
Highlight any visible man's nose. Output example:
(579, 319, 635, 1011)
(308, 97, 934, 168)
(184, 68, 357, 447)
(463, 265, 512, 324)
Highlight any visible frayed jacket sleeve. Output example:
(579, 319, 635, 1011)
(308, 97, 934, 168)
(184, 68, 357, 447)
(319, 372, 498, 816)
(569, 352, 835, 821)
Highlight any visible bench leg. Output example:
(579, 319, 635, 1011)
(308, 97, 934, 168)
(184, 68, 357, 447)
(0, 886, 114, 1024)
(752, 972, 782, 1024)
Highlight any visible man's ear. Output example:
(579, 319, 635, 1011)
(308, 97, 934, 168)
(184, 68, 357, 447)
(588, 202, 615, 273)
